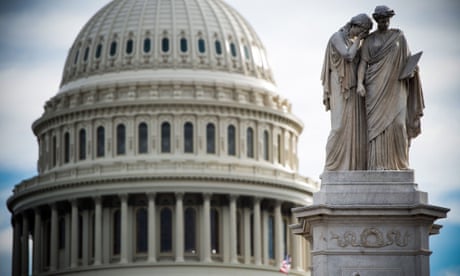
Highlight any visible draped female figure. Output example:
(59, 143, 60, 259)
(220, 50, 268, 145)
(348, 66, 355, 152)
(357, 6, 424, 170)
(321, 14, 372, 171)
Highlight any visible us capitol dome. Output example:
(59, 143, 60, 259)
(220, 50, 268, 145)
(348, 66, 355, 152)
(7, 0, 317, 275)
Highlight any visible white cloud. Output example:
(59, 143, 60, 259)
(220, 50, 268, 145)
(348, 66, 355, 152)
(0, 2, 110, 54)
(0, 227, 12, 254)
(0, 65, 61, 171)
(439, 266, 460, 276)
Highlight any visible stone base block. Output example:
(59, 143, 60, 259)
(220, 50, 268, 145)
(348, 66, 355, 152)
(291, 171, 449, 276)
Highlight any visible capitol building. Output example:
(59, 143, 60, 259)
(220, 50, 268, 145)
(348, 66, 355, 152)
(7, 0, 318, 275)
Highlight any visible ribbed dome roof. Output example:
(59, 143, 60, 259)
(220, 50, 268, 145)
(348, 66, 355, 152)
(60, 0, 274, 90)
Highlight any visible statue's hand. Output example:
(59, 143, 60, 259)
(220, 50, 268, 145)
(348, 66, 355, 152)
(357, 83, 366, 97)
(323, 97, 330, 111)
(358, 31, 369, 40)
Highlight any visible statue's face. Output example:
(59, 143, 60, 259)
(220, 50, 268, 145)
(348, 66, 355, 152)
(376, 17, 390, 31)
(350, 25, 369, 39)
(350, 25, 360, 37)
(350, 25, 364, 38)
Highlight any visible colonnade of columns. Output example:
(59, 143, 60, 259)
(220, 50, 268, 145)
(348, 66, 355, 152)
(11, 193, 308, 276)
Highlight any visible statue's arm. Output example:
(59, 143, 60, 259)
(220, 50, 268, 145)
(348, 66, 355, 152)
(357, 59, 367, 97)
(330, 33, 360, 62)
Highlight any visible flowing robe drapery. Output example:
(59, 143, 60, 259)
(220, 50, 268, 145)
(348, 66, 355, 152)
(360, 29, 424, 170)
(321, 32, 367, 171)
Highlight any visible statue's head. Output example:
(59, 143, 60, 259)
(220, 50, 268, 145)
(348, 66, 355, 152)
(372, 5, 395, 31)
(351, 13, 373, 30)
(372, 5, 395, 20)
(349, 13, 373, 37)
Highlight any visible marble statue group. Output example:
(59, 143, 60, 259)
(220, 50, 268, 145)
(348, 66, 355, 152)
(321, 5, 425, 171)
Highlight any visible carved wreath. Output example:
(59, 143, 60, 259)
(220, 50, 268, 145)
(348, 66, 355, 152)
(330, 227, 409, 248)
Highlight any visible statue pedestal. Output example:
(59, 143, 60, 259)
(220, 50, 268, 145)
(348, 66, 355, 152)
(291, 171, 449, 276)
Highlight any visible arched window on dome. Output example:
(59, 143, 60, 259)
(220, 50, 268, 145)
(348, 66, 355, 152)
(161, 122, 171, 153)
(180, 38, 188, 53)
(161, 37, 170, 53)
(136, 208, 148, 253)
(243, 45, 250, 60)
(143, 38, 151, 53)
(64, 132, 70, 163)
(184, 122, 194, 153)
(116, 124, 126, 155)
(184, 208, 197, 253)
(138, 122, 148, 154)
(215, 40, 223, 55)
(95, 43, 103, 59)
(263, 130, 270, 161)
(83, 46, 90, 62)
(79, 129, 86, 160)
(211, 208, 220, 255)
(206, 123, 216, 154)
(52, 136, 57, 167)
(227, 125, 236, 156)
(126, 39, 134, 55)
(113, 210, 121, 256)
(73, 49, 80, 65)
(109, 41, 117, 57)
(230, 42, 237, 58)
(160, 208, 172, 253)
(97, 126, 105, 157)
(198, 38, 206, 54)
(247, 127, 254, 158)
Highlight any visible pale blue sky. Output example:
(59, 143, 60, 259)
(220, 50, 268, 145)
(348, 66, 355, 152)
(0, 1, 459, 275)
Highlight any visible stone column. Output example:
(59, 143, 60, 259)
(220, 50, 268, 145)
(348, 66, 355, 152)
(229, 195, 238, 263)
(175, 193, 184, 262)
(94, 196, 102, 265)
(12, 216, 21, 276)
(262, 210, 269, 265)
(120, 194, 128, 263)
(253, 197, 262, 265)
(21, 214, 29, 276)
(81, 210, 89, 266)
(274, 201, 283, 266)
(33, 209, 42, 274)
(202, 193, 212, 262)
(243, 207, 251, 264)
(64, 212, 71, 268)
(147, 193, 156, 262)
(70, 200, 78, 268)
(290, 212, 301, 271)
(50, 204, 58, 271)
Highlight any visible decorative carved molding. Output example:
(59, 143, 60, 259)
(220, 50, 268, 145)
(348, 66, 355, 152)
(330, 227, 409, 248)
